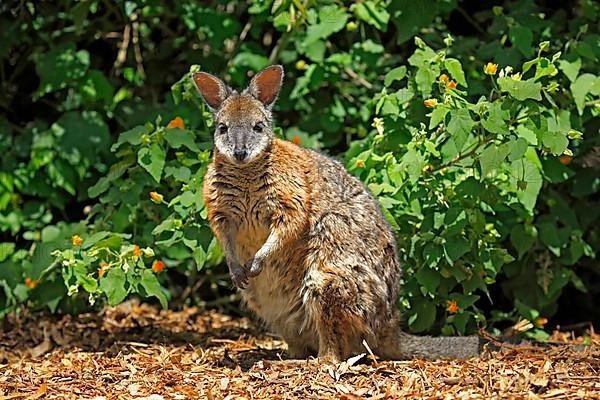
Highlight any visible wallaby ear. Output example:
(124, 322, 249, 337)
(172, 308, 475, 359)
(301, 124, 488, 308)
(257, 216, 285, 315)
(246, 65, 284, 107)
(192, 72, 229, 110)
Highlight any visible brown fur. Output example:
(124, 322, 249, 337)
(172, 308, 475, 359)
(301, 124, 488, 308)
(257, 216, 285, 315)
(195, 66, 481, 362)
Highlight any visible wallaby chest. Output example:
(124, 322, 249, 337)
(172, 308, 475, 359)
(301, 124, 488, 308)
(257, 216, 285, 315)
(211, 164, 273, 263)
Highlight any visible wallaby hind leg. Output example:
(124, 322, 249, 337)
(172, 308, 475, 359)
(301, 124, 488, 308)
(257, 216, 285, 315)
(311, 275, 370, 362)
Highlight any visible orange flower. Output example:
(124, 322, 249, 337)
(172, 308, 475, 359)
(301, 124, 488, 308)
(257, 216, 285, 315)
(167, 116, 185, 129)
(484, 62, 498, 75)
(423, 99, 438, 108)
(71, 235, 83, 246)
(447, 80, 457, 90)
(292, 135, 302, 145)
(559, 155, 573, 165)
(355, 160, 365, 168)
(439, 74, 449, 83)
(446, 300, 459, 314)
(150, 191, 164, 204)
(25, 277, 38, 289)
(535, 317, 548, 327)
(98, 263, 109, 278)
(152, 260, 165, 273)
(133, 245, 142, 257)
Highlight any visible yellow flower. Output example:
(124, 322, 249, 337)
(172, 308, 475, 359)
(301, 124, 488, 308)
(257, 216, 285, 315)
(510, 72, 522, 81)
(484, 62, 498, 75)
(355, 160, 365, 168)
(295, 60, 306, 70)
(71, 235, 83, 246)
(439, 74, 449, 83)
(372, 117, 385, 135)
(423, 99, 438, 108)
(150, 191, 164, 204)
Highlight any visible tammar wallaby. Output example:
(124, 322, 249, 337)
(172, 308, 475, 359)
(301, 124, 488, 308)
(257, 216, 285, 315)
(194, 65, 484, 361)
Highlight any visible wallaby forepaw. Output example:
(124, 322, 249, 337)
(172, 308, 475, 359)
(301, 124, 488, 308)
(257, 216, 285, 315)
(245, 255, 264, 277)
(228, 261, 249, 289)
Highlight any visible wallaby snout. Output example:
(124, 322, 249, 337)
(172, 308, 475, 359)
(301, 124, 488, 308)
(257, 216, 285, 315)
(233, 148, 248, 162)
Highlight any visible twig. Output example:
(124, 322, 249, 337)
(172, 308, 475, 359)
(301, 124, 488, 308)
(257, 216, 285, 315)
(456, 6, 486, 35)
(114, 23, 131, 70)
(131, 14, 145, 79)
(227, 20, 252, 69)
(344, 67, 373, 90)
(362, 339, 378, 367)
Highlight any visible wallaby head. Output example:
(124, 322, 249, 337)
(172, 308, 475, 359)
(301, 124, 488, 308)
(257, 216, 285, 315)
(192, 65, 284, 165)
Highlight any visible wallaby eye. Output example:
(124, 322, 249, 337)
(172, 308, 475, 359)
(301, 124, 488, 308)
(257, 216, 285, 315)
(253, 122, 264, 132)
(218, 123, 228, 134)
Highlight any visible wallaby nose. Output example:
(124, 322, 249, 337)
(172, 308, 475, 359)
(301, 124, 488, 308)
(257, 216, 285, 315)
(233, 149, 247, 162)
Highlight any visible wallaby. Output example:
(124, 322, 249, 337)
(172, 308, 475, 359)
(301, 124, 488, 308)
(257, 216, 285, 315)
(193, 65, 485, 361)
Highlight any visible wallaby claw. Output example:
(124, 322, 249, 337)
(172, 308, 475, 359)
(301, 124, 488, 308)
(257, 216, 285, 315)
(228, 261, 248, 289)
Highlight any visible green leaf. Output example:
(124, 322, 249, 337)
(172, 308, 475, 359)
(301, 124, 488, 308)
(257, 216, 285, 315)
(138, 144, 166, 183)
(571, 73, 597, 115)
(408, 297, 436, 333)
(353, 1, 390, 31)
(193, 246, 207, 270)
(416, 266, 440, 293)
(113, 125, 153, 150)
(400, 148, 425, 184)
(56, 111, 111, 165)
(422, 243, 443, 268)
(140, 269, 168, 309)
(510, 160, 542, 211)
(164, 128, 199, 152)
(428, 106, 449, 129)
(540, 131, 568, 155)
(447, 109, 474, 151)
(509, 25, 534, 57)
(444, 236, 470, 262)
(88, 158, 134, 198)
(414, 67, 438, 97)
(0, 243, 15, 262)
(482, 101, 510, 135)
(444, 58, 467, 87)
(384, 66, 407, 86)
(558, 58, 581, 82)
(99, 268, 128, 306)
(508, 138, 529, 161)
(389, 0, 438, 44)
(305, 5, 348, 44)
(510, 225, 537, 259)
(479, 145, 509, 178)
(35, 43, 90, 97)
(497, 77, 542, 101)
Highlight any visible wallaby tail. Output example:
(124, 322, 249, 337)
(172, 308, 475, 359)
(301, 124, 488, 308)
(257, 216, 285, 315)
(377, 326, 483, 359)
(378, 327, 548, 360)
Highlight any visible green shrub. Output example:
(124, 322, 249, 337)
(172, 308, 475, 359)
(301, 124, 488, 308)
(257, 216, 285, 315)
(1, 1, 598, 336)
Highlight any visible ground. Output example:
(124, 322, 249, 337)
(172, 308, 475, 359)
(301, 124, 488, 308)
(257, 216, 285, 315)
(1, 301, 598, 399)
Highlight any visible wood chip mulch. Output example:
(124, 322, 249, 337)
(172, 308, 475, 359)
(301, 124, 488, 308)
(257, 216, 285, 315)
(0, 300, 598, 399)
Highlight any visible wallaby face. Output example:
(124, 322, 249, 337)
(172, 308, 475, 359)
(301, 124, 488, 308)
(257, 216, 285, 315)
(192, 65, 284, 165)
